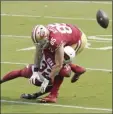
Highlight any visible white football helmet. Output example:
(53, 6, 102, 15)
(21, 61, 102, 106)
(31, 25, 49, 44)
(64, 46, 75, 60)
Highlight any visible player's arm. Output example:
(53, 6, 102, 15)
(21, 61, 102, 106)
(50, 43, 65, 82)
(29, 43, 43, 84)
(34, 43, 42, 72)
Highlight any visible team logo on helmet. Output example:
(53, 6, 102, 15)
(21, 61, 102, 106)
(31, 25, 49, 44)
(64, 46, 75, 60)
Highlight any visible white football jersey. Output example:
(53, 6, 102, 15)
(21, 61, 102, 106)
(32, 51, 55, 82)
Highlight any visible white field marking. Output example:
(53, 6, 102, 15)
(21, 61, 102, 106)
(86, 46, 112, 50)
(1, 34, 112, 43)
(63, 1, 112, 4)
(1, 61, 112, 72)
(88, 40, 111, 43)
(17, 46, 35, 51)
(1, 34, 112, 50)
(86, 68, 112, 72)
(1, 13, 112, 22)
(1, 61, 28, 66)
(1, 100, 112, 112)
(16, 45, 112, 51)
(1, 13, 41, 18)
(88, 36, 112, 41)
(1, 34, 30, 38)
(95, 35, 112, 37)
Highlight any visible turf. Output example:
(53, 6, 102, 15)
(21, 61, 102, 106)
(1, 1, 112, 113)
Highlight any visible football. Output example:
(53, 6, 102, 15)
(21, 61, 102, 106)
(96, 10, 109, 29)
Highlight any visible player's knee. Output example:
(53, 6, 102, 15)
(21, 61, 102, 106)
(76, 65, 86, 74)
(59, 65, 71, 77)
(20, 65, 32, 78)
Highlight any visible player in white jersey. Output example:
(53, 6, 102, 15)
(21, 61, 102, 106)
(30, 23, 87, 86)
(1, 46, 85, 103)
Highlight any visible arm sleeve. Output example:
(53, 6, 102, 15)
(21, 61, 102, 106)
(34, 44, 43, 72)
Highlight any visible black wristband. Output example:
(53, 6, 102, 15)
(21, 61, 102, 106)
(34, 67, 39, 72)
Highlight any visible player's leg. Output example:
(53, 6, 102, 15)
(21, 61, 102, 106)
(70, 63, 86, 83)
(0, 64, 41, 86)
(70, 32, 87, 83)
(71, 32, 87, 55)
(21, 65, 71, 100)
(76, 32, 87, 55)
(40, 75, 64, 103)
(0, 65, 33, 84)
(40, 64, 72, 103)
(21, 85, 53, 99)
(59, 64, 72, 78)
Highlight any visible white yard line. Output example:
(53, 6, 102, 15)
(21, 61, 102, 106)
(1, 34, 112, 43)
(1, 61, 28, 66)
(1, 13, 112, 22)
(1, 61, 112, 72)
(63, 1, 112, 4)
(17, 45, 112, 51)
(88, 36, 112, 41)
(86, 67, 112, 72)
(1, 34, 30, 38)
(95, 35, 112, 37)
(86, 46, 112, 50)
(1, 100, 112, 112)
(17, 46, 35, 51)
(88, 40, 111, 43)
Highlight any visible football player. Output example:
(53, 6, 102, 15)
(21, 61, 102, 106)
(30, 23, 87, 88)
(1, 46, 85, 103)
(21, 46, 86, 103)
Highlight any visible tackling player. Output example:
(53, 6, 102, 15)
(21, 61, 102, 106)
(1, 46, 85, 103)
(30, 23, 87, 88)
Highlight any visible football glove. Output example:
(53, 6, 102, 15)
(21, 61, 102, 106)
(29, 72, 40, 84)
(40, 78, 49, 93)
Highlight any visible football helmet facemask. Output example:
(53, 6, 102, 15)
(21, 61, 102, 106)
(31, 25, 49, 45)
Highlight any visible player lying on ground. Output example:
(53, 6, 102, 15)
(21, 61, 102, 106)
(0, 46, 86, 103)
(30, 23, 87, 87)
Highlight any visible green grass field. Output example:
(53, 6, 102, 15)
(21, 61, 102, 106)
(1, 1, 112, 113)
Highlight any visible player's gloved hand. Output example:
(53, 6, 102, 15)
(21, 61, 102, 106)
(40, 78, 49, 93)
(29, 72, 40, 84)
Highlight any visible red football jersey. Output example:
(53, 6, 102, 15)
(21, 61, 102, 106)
(46, 23, 82, 52)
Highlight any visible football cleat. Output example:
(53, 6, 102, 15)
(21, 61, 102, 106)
(20, 93, 37, 99)
(39, 94, 57, 103)
(71, 72, 85, 83)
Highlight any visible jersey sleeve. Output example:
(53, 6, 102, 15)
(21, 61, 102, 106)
(49, 34, 63, 51)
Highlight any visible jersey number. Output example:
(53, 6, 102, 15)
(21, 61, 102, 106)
(49, 23, 72, 34)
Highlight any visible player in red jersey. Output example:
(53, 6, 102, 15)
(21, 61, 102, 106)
(30, 23, 87, 85)
(1, 46, 85, 103)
